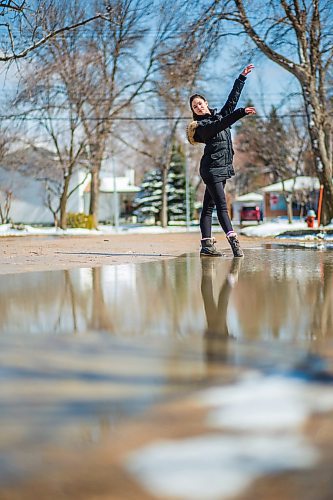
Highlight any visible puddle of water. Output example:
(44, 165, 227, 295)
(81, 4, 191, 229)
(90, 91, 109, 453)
(2, 247, 333, 341)
(2, 246, 333, 496)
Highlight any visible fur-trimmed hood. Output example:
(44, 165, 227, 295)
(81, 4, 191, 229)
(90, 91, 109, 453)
(186, 120, 199, 146)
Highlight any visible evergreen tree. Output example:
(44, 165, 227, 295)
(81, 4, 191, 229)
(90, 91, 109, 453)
(134, 143, 194, 224)
(133, 169, 163, 223)
(168, 144, 187, 222)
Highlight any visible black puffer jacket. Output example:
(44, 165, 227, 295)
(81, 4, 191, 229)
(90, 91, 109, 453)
(187, 75, 246, 184)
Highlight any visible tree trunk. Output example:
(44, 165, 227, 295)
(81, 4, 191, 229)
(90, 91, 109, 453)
(287, 196, 293, 224)
(302, 86, 333, 225)
(161, 165, 168, 227)
(89, 166, 100, 229)
(59, 175, 70, 229)
(53, 213, 59, 228)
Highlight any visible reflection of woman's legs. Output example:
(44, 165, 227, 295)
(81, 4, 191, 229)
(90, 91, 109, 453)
(205, 181, 233, 235)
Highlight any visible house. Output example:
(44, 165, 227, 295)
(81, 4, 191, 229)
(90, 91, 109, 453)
(261, 176, 320, 218)
(83, 169, 140, 223)
(0, 165, 87, 224)
(231, 176, 320, 222)
(0, 147, 139, 224)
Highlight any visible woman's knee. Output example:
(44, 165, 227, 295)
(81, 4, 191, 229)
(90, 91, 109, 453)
(202, 201, 215, 216)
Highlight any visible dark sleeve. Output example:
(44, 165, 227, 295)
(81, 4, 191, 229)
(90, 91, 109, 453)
(194, 108, 246, 142)
(219, 75, 246, 116)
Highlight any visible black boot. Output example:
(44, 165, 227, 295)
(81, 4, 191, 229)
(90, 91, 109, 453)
(200, 238, 223, 257)
(227, 233, 244, 257)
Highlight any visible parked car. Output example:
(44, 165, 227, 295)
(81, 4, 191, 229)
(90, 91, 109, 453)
(240, 205, 262, 224)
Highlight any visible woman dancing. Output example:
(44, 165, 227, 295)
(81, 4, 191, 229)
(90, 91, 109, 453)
(187, 64, 256, 257)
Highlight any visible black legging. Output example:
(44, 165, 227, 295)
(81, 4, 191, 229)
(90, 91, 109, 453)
(200, 181, 233, 238)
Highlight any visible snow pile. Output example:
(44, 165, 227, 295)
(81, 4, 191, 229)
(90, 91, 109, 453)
(0, 223, 200, 237)
(1, 219, 333, 238)
(240, 220, 308, 237)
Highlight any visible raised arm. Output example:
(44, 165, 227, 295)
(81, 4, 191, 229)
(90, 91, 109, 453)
(219, 64, 254, 116)
(194, 108, 246, 142)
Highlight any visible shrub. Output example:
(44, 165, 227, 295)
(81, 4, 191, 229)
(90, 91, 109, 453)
(66, 212, 94, 229)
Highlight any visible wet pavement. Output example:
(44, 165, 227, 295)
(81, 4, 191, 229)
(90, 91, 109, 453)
(1, 245, 333, 499)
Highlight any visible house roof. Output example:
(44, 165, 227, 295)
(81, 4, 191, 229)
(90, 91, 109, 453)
(235, 192, 263, 202)
(84, 176, 140, 193)
(261, 176, 320, 193)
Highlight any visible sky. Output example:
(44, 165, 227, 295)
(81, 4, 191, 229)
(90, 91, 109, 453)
(0, 54, 302, 121)
(197, 37, 302, 119)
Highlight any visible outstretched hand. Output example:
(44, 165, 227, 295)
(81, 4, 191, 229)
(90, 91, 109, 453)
(241, 64, 254, 76)
(245, 107, 256, 115)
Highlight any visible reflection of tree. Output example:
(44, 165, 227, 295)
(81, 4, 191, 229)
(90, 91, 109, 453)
(89, 268, 114, 332)
(59, 270, 78, 332)
(320, 262, 333, 337)
(232, 249, 333, 341)
(55, 270, 91, 333)
(0, 269, 93, 334)
(308, 258, 333, 339)
(201, 258, 242, 362)
(234, 252, 300, 340)
(133, 257, 202, 337)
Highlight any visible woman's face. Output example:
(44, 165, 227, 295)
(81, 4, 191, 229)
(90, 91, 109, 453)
(191, 97, 210, 116)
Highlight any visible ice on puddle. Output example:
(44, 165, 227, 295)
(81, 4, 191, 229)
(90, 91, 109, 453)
(198, 374, 333, 431)
(125, 374, 332, 499)
(126, 434, 318, 500)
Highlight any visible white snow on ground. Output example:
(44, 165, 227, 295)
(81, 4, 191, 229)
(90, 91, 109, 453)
(240, 220, 309, 237)
(1, 219, 332, 238)
(240, 219, 333, 238)
(0, 223, 200, 237)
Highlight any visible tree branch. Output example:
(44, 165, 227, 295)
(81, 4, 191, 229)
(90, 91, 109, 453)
(234, 0, 304, 79)
(0, 12, 112, 62)
(0, 1, 25, 12)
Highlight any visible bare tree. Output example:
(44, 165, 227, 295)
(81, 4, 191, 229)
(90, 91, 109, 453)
(15, 68, 90, 228)
(12, 0, 154, 228)
(34, 0, 187, 228)
(0, 0, 111, 62)
(283, 113, 312, 220)
(187, 0, 333, 224)
(233, 101, 267, 193)
(151, 0, 222, 227)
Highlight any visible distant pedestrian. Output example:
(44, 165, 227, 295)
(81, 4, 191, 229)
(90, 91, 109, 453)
(187, 64, 256, 257)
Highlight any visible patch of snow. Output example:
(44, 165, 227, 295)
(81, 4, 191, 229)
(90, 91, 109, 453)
(0, 223, 201, 237)
(240, 220, 308, 237)
(1, 220, 333, 238)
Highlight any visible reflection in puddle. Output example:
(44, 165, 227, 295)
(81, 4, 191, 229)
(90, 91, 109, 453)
(1, 247, 333, 340)
(1, 247, 333, 496)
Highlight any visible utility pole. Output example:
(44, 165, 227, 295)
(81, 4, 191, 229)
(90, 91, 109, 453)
(112, 156, 119, 232)
(185, 147, 190, 231)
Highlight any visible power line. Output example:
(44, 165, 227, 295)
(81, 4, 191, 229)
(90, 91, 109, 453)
(0, 113, 308, 121)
